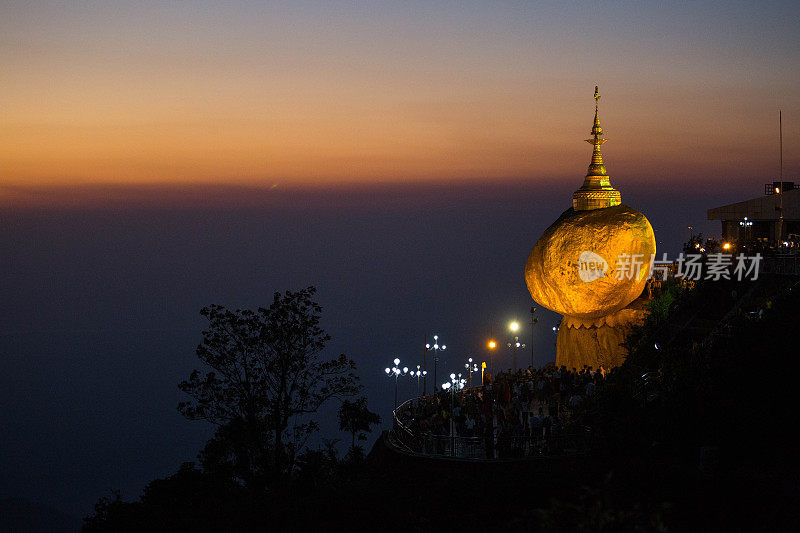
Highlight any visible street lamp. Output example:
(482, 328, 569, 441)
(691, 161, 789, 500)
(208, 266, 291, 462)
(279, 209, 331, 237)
(507, 321, 526, 372)
(507, 336, 526, 372)
(384, 357, 409, 409)
(552, 324, 560, 358)
(411, 365, 427, 397)
(739, 217, 753, 242)
(530, 306, 538, 369)
(442, 372, 466, 456)
(464, 357, 479, 388)
(425, 335, 446, 395)
(487, 339, 496, 375)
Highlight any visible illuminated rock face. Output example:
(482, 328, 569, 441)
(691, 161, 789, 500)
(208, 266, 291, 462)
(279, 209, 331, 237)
(524, 205, 656, 320)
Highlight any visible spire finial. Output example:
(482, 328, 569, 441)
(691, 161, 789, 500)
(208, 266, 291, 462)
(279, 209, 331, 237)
(592, 86, 601, 133)
(572, 85, 621, 210)
(586, 85, 607, 175)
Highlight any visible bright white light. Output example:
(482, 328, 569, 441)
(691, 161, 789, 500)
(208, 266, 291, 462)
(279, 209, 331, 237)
(434, 335, 438, 340)
(509, 321, 519, 332)
(425, 344, 430, 349)
(442, 382, 450, 390)
(468, 357, 472, 362)
(433, 344, 438, 349)
(450, 373, 456, 380)
(516, 342, 521, 348)
(384, 368, 390, 374)
(442, 345, 446, 350)
(394, 358, 400, 365)
(394, 368, 400, 375)
(423, 370, 427, 375)
(403, 367, 408, 373)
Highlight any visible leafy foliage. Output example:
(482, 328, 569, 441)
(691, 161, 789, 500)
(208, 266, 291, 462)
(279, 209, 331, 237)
(178, 286, 360, 482)
(337, 396, 381, 449)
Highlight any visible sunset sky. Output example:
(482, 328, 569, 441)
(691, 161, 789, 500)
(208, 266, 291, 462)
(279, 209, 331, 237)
(2, 1, 798, 200)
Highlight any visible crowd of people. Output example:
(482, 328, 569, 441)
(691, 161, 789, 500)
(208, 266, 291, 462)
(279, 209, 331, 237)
(394, 364, 607, 458)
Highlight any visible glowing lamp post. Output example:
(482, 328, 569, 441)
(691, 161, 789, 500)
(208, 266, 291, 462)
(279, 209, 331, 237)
(552, 324, 560, 356)
(530, 306, 538, 369)
(739, 217, 753, 242)
(425, 335, 446, 396)
(411, 365, 427, 397)
(464, 358, 479, 388)
(487, 339, 496, 375)
(384, 357, 409, 409)
(507, 321, 526, 372)
(442, 372, 466, 456)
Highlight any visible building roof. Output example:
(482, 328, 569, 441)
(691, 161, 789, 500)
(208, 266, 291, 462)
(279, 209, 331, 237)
(707, 188, 800, 221)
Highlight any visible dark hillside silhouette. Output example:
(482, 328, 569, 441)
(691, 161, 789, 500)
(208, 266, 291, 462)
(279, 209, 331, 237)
(84, 277, 799, 530)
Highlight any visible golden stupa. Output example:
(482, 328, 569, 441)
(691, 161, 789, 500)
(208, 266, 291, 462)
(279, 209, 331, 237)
(524, 87, 656, 369)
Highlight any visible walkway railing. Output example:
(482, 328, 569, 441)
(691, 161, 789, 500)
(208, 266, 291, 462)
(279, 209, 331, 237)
(391, 398, 591, 460)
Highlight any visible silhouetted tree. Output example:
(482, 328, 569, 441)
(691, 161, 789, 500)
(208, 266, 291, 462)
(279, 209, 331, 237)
(294, 438, 340, 490)
(338, 396, 381, 449)
(197, 417, 273, 487)
(178, 287, 360, 485)
(84, 463, 255, 531)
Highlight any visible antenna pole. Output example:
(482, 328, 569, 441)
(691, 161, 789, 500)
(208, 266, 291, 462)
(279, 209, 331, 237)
(778, 111, 783, 244)
(780, 110, 783, 182)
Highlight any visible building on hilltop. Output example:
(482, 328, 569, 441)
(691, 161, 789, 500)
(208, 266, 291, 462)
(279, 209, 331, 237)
(708, 182, 800, 246)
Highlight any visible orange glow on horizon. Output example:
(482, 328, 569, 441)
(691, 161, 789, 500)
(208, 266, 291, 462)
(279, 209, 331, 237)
(2, 3, 798, 196)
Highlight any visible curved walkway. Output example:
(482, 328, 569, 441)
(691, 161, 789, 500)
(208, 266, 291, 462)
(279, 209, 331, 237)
(390, 398, 591, 461)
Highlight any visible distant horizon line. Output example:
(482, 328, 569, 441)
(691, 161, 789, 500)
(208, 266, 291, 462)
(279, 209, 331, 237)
(0, 174, 778, 210)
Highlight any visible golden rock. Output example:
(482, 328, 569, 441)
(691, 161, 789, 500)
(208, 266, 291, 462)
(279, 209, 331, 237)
(524, 205, 656, 320)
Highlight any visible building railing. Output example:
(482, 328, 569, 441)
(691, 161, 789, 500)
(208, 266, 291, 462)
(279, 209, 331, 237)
(762, 255, 800, 276)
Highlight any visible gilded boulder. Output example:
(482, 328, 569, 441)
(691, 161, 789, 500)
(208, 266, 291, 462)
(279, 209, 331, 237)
(524, 205, 656, 319)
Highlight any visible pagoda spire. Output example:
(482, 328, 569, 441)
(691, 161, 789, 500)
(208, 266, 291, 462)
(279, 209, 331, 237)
(586, 86, 608, 176)
(572, 86, 621, 211)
